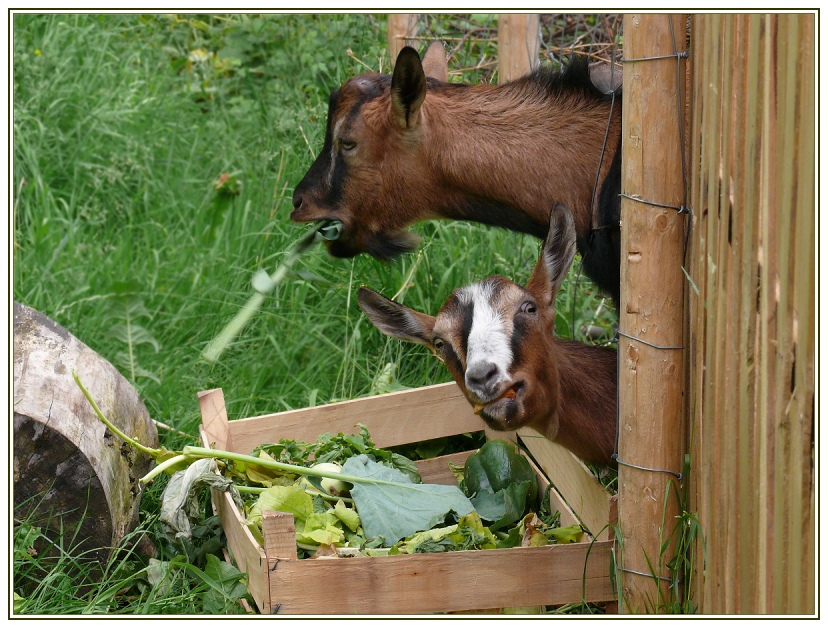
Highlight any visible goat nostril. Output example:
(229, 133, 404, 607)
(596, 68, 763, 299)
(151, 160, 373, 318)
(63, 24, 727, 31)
(466, 362, 499, 391)
(292, 195, 303, 211)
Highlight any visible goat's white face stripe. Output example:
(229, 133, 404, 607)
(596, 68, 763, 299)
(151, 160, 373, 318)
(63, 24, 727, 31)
(463, 282, 513, 382)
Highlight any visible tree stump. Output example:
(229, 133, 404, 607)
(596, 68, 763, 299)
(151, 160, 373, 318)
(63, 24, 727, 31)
(13, 302, 159, 565)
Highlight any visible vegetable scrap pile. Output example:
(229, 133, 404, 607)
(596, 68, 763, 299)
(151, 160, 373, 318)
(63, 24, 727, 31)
(73, 373, 583, 560)
(166, 427, 585, 559)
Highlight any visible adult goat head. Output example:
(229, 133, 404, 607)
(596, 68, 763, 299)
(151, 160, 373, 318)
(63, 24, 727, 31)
(293, 43, 623, 307)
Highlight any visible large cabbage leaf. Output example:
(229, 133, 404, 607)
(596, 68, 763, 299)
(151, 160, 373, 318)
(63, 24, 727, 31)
(342, 455, 474, 545)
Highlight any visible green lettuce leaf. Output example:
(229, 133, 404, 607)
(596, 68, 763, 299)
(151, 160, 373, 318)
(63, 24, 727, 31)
(247, 485, 313, 531)
(297, 512, 345, 546)
(332, 500, 361, 532)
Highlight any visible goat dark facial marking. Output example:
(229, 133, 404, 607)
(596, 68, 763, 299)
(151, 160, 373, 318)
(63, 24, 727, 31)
(293, 42, 623, 307)
(358, 204, 618, 466)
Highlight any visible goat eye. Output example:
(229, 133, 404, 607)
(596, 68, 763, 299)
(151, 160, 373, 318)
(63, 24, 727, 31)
(340, 139, 356, 151)
(432, 337, 444, 351)
(519, 301, 537, 315)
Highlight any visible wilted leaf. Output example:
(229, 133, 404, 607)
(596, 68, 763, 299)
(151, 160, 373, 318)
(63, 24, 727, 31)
(521, 514, 548, 547)
(146, 558, 174, 597)
(160, 458, 240, 539)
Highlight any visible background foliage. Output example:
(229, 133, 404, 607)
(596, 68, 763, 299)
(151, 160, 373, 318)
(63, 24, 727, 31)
(13, 13, 617, 614)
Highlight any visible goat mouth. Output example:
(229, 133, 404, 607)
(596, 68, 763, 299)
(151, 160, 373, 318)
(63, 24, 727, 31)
(472, 382, 523, 416)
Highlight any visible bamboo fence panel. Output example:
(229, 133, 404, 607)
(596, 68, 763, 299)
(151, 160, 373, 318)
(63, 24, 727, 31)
(686, 13, 815, 615)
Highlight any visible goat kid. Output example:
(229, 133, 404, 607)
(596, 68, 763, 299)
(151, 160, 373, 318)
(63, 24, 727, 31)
(293, 42, 623, 307)
(357, 203, 617, 466)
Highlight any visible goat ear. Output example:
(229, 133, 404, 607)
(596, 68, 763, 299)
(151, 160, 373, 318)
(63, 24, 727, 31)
(357, 287, 435, 347)
(526, 203, 577, 308)
(421, 41, 448, 82)
(391, 46, 427, 129)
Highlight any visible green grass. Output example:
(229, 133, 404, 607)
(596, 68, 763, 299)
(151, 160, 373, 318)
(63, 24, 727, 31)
(13, 13, 617, 615)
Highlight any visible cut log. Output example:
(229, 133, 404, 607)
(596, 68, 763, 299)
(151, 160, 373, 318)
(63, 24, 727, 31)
(13, 302, 158, 565)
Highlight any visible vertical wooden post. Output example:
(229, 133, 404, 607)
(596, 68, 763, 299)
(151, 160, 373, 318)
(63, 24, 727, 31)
(617, 13, 688, 613)
(498, 14, 540, 83)
(387, 13, 419, 65)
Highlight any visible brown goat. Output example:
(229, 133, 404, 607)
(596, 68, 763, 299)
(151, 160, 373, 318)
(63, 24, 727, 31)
(293, 43, 623, 306)
(358, 203, 617, 466)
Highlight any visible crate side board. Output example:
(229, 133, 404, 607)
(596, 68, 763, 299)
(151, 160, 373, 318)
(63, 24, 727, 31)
(518, 431, 613, 540)
(211, 487, 270, 612)
(414, 450, 472, 484)
(199, 388, 232, 450)
(221, 382, 517, 453)
(265, 541, 615, 614)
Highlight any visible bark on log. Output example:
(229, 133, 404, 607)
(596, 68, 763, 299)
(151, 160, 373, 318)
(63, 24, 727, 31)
(13, 302, 158, 565)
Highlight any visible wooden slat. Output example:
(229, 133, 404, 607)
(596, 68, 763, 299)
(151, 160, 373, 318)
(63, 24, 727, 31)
(198, 388, 232, 451)
(790, 15, 815, 613)
(387, 14, 419, 64)
(686, 19, 708, 608)
(756, 14, 778, 613)
(518, 431, 611, 540)
(497, 14, 540, 83)
(224, 382, 515, 454)
(210, 488, 270, 613)
(262, 511, 298, 560)
(267, 541, 615, 614)
(414, 450, 471, 485)
(199, 419, 269, 612)
(736, 14, 762, 613)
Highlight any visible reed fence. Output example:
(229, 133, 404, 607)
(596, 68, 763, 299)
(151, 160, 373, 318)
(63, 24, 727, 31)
(385, 12, 816, 615)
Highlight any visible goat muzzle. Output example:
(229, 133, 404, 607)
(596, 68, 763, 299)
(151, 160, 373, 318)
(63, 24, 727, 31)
(472, 384, 519, 415)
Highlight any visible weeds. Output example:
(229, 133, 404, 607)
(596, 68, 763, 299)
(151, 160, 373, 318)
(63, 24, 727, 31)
(612, 455, 701, 614)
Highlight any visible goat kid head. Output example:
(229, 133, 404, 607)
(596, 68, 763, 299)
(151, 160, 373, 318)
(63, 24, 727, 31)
(291, 43, 449, 260)
(358, 203, 578, 441)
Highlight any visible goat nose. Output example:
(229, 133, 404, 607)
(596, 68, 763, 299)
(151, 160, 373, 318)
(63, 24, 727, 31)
(465, 362, 500, 397)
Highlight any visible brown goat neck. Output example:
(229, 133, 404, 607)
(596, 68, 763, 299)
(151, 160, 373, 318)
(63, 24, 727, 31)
(422, 77, 621, 240)
(541, 338, 617, 466)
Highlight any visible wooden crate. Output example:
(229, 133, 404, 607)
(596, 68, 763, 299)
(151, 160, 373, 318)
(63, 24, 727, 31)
(198, 382, 616, 615)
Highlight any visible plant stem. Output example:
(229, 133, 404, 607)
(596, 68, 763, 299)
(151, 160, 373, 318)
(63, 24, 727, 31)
(73, 371, 160, 458)
(236, 484, 355, 504)
(75, 374, 412, 494)
(140, 454, 193, 484)
(181, 445, 399, 488)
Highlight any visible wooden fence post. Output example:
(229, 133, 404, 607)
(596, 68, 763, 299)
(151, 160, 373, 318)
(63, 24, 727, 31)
(617, 13, 688, 613)
(497, 14, 540, 83)
(387, 13, 419, 65)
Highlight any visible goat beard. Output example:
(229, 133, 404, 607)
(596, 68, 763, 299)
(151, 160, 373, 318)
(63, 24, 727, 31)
(326, 228, 420, 261)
